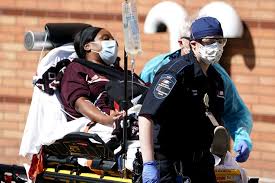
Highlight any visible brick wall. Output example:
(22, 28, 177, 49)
(0, 0, 275, 181)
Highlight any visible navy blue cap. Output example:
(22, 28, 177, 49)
(190, 17, 223, 40)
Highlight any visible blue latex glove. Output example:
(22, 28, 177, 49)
(235, 140, 250, 162)
(142, 160, 159, 183)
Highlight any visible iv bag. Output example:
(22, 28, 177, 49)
(122, 0, 142, 56)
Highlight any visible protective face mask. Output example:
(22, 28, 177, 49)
(91, 40, 118, 65)
(199, 42, 223, 65)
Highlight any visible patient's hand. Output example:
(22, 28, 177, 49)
(110, 110, 124, 121)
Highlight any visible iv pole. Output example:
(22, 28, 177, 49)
(121, 0, 142, 178)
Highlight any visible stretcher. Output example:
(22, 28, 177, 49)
(0, 23, 259, 183)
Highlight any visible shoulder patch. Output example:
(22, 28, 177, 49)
(153, 74, 177, 99)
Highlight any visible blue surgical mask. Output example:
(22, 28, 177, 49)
(90, 40, 118, 65)
(99, 40, 118, 65)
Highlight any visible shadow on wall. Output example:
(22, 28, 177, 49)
(220, 22, 256, 76)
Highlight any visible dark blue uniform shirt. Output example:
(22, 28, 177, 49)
(139, 51, 225, 158)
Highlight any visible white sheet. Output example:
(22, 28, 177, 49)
(19, 87, 90, 159)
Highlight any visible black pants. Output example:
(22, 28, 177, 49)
(155, 150, 217, 183)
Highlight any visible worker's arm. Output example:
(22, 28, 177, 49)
(138, 116, 155, 162)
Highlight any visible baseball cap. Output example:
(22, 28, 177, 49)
(190, 16, 223, 40)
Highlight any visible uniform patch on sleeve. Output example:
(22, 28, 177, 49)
(153, 74, 176, 99)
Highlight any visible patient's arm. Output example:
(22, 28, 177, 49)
(75, 97, 123, 126)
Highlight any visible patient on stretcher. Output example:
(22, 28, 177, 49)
(60, 26, 123, 126)
(19, 24, 146, 181)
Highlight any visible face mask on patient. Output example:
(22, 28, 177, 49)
(91, 40, 118, 65)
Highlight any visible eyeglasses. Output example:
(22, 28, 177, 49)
(180, 36, 190, 41)
(197, 37, 227, 46)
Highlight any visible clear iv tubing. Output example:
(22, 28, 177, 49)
(131, 58, 135, 100)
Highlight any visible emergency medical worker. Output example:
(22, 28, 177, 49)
(140, 20, 252, 164)
(139, 17, 236, 183)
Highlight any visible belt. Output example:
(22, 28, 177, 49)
(154, 151, 167, 160)
(154, 149, 209, 163)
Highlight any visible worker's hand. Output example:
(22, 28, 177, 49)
(142, 160, 159, 183)
(235, 140, 250, 162)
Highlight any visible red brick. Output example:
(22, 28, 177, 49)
(106, 3, 122, 14)
(0, 0, 16, 8)
(255, 48, 275, 57)
(262, 152, 275, 161)
(232, 75, 259, 85)
(258, 38, 275, 48)
(37, 0, 62, 10)
(0, 121, 19, 131)
(259, 76, 275, 86)
(16, 70, 35, 79)
(232, 65, 275, 77)
(0, 103, 19, 112)
(259, 0, 275, 10)
(0, 90, 19, 99)
(253, 85, 275, 96)
(243, 168, 261, 178)
(240, 94, 259, 105)
(0, 112, 4, 120)
(250, 10, 275, 21)
(248, 150, 261, 160)
(262, 171, 275, 180)
(252, 132, 275, 145)
(0, 69, 16, 77)
(253, 122, 275, 133)
(17, 52, 40, 62)
(250, 28, 275, 39)
(0, 24, 25, 33)
(23, 61, 39, 71)
(234, 0, 258, 9)
(2, 78, 24, 87)
(0, 138, 19, 147)
(61, 0, 84, 12)
(0, 42, 25, 52)
(251, 131, 261, 140)
(258, 58, 275, 67)
(15, 0, 37, 9)
(242, 159, 275, 171)
(23, 80, 32, 88)
(16, 88, 33, 98)
(83, 2, 107, 13)
(0, 155, 20, 165)
(252, 104, 275, 116)
(259, 96, 275, 105)
(16, 16, 39, 26)
(0, 51, 16, 60)
(1, 60, 24, 69)
(2, 129, 23, 139)
(253, 141, 275, 153)
(4, 112, 25, 123)
(0, 15, 16, 25)
(4, 147, 20, 157)
(235, 84, 253, 94)
(0, 33, 15, 42)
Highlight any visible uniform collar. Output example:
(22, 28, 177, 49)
(187, 51, 204, 78)
(168, 49, 181, 60)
